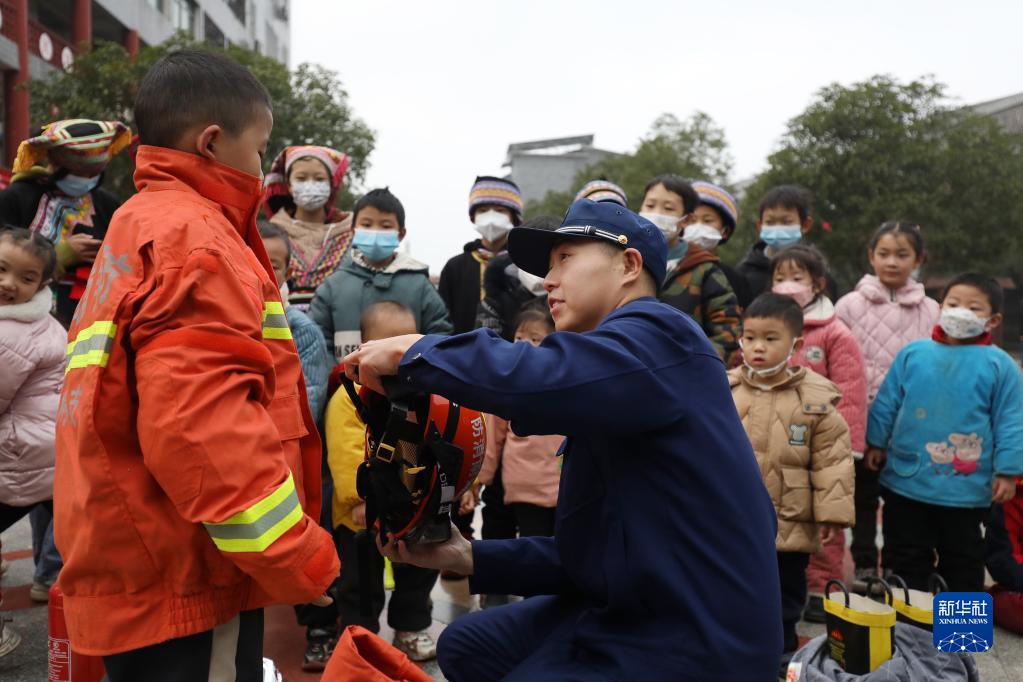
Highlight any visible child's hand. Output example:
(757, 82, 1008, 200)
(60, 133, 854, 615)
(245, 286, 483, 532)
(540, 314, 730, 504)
(351, 503, 366, 527)
(864, 447, 886, 471)
(458, 488, 480, 515)
(819, 523, 843, 545)
(992, 475, 1017, 504)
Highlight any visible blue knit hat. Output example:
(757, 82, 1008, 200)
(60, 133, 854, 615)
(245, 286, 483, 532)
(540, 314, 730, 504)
(574, 179, 628, 207)
(469, 176, 523, 225)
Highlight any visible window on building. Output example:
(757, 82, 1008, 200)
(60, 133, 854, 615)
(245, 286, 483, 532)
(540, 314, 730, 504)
(228, 0, 246, 24)
(204, 14, 227, 49)
(170, 0, 195, 33)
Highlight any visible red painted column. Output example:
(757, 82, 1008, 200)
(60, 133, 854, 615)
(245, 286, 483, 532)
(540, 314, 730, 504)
(72, 0, 92, 48)
(124, 29, 139, 59)
(5, 0, 30, 166)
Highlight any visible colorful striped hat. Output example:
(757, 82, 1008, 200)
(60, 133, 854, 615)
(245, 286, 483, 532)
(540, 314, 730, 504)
(692, 180, 738, 240)
(469, 176, 523, 225)
(13, 119, 131, 177)
(574, 179, 627, 207)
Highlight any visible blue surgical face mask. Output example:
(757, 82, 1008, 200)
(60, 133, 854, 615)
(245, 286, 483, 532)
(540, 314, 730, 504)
(55, 173, 100, 197)
(760, 224, 802, 249)
(353, 228, 400, 263)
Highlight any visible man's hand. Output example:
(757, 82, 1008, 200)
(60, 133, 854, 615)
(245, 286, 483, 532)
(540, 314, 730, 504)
(993, 475, 1018, 505)
(819, 523, 843, 545)
(864, 447, 886, 472)
(342, 334, 424, 394)
(66, 233, 102, 264)
(376, 522, 473, 576)
(351, 503, 366, 527)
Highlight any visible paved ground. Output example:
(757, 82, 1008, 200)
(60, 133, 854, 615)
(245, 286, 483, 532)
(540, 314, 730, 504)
(3, 518, 1022, 681)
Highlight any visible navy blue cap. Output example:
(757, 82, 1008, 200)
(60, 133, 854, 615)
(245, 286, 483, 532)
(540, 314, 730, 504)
(508, 200, 668, 285)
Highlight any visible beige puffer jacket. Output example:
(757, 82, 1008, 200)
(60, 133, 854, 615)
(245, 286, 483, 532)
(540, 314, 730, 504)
(729, 366, 855, 554)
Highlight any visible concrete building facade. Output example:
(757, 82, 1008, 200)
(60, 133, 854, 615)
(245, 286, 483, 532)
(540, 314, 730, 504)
(504, 135, 620, 205)
(0, 0, 290, 167)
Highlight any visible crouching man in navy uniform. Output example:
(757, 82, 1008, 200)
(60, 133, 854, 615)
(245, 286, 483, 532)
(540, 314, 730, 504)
(343, 200, 782, 681)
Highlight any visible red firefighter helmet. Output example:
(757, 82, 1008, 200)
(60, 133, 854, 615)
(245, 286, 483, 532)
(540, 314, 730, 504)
(341, 374, 486, 545)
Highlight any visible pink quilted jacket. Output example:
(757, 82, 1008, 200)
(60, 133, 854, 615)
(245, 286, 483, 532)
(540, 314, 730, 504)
(788, 297, 868, 453)
(0, 288, 65, 506)
(835, 275, 940, 406)
(480, 414, 562, 508)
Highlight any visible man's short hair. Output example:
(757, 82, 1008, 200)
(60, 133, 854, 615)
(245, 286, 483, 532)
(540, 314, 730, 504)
(743, 293, 805, 336)
(942, 272, 1004, 315)
(135, 49, 272, 148)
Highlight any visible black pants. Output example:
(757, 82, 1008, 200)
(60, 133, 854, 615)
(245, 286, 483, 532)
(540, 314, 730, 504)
(482, 470, 517, 541)
(881, 486, 987, 592)
(335, 526, 438, 633)
(512, 503, 555, 538)
(777, 552, 810, 653)
(851, 458, 881, 570)
(0, 499, 52, 536)
(103, 609, 263, 682)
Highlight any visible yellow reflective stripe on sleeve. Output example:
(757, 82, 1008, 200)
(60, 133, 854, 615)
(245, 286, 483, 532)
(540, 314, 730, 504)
(262, 301, 293, 340)
(202, 472, 303, 553)
(65, 321, 117, 373)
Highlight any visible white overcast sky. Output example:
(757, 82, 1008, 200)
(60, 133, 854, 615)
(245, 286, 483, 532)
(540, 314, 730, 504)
(291, 0, 1023, 274)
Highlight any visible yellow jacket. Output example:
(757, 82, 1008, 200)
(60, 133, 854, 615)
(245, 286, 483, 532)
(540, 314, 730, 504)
(325, 385, 368, 532)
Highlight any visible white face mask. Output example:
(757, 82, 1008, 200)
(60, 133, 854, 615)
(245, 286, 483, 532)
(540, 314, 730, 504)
(279, 281, 290, 309)
(939, 307, 989, 339)
(640, 212, 682, 241)
(474, 210, 514, 243)
(290, 180, 331, 211)
(683, 223, 723, 251)
(739, 339, 796, 379)
(516, 268, 548, 296)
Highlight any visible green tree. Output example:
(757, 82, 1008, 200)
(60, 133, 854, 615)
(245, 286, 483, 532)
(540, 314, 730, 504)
(525, 111, 733, 218)
(27, 35, 375, 206)
(736, 75, 1023, 288)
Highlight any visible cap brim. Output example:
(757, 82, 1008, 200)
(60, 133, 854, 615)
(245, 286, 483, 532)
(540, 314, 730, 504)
(508, 226, 608, 278)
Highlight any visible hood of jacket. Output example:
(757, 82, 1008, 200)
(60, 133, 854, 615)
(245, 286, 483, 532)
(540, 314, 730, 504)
(802, 295, 836, 327)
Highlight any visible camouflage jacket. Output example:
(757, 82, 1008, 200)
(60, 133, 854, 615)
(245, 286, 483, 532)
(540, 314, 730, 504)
(660, 248, 741, 365)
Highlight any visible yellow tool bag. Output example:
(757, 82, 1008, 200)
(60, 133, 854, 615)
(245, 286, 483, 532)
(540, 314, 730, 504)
(888, 574, 948, 631)
(823, 579, 897, 674)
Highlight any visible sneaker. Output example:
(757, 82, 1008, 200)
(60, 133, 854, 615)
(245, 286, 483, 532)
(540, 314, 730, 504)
(30, 581, 53, 603)
(0, 622, 21, 658)
(393, 630, 437, 662)
(301, 628, 336, 672)
(851, 566, 877, 595)
(802, 594, 826, 623)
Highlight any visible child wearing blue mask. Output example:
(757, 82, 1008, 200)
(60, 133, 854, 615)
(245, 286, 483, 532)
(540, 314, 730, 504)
(738, 185, 838, 302)
(309, 188, 452, 359)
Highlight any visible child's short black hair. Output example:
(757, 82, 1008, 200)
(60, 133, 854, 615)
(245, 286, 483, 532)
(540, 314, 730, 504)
(643, 175, 699, 214)
(868, 221, 924, 259)
(257, 219, 290, 260)
(0, 227, 56, 282)
(758, 185, 812, 222)
(360, 300, 415, 338)
(942, 272, 1004, 315)
(514, 306, 554, 334)
(769, 244, 829, 290)
(353, 188, 405, 230)
(743, 293, 804, 337)
(135, 49, 272, 148)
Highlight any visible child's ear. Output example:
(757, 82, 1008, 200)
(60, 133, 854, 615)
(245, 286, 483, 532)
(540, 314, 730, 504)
(814, 277, 827, 294)
(800, 215, 813, 235)
(986, 312, 1004, 332)
(195, 124, 222, 161)
(398, 228, 407, 241)
(678, 214, 694, 228)
(792, 336, 805, 353)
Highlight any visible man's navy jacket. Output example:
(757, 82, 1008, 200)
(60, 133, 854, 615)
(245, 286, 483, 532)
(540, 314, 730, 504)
(398, 297, 782, 680)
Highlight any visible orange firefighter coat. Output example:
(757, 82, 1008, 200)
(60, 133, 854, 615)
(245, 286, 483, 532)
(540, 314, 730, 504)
(54, 145, 339, 655)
